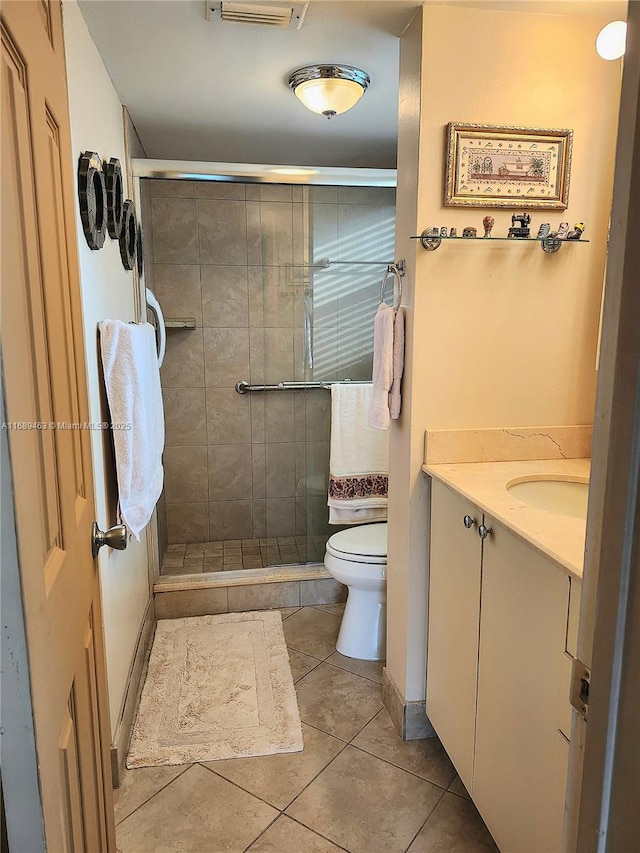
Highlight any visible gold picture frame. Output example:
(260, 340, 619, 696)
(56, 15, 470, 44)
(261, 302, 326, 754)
(444, 123, 573, 209)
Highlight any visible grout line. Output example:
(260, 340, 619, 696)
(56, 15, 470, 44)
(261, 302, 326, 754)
(401, 787, 447, 853)
(347, 739, 453, 792)
(285, 815, 351, 852)
(114, 764, 192, 826)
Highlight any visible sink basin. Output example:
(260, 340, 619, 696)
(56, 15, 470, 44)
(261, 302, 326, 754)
(507, 477, 589, 519)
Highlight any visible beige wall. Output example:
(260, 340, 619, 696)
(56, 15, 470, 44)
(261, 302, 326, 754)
(64, 1, 152, 738)
(387, 2, 622, 702)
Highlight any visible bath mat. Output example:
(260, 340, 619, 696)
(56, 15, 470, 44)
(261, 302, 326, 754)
(127, 611, 303, 768)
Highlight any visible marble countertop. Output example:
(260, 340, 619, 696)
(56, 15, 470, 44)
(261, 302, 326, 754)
(422, 458, 590, 579)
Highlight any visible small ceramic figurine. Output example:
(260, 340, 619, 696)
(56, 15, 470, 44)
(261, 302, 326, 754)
(440, 226, 448, 238)
(536, 223, 551, 239)
(567, 221, 585, 240)
(482, 215, 495, 238)
(449, 227, 457, 238)
(462, 226, 477, 238)
(555, 222, 569, 240)
(507, 213, 531, 239)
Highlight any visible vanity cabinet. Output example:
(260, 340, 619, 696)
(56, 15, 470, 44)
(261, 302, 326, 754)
(427, 478, 575, 853)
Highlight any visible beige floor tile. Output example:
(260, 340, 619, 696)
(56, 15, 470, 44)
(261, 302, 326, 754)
(279, 607, 300, 620)
(407, 791, 498, 852)
(287, 745, 444, 853)
(113, 765, 188, 824)
(449, 775, 471, 800)
(116, 764, 278, 853)
(203, 723, 344, 810)
(326, 651, 384, 684)
(313, 603, 346, 616)
(283, 607, 340, 659)
(295, 664, 382, 741)
(247, 815, 343, 852)
(288, 648, 321, 682)
(352, 709, 456, 788)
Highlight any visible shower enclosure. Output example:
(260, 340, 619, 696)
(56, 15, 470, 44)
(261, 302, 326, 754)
(140, 178, 395, 577)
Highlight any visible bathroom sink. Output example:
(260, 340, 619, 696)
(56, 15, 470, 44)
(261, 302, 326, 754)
(506, 477, 589, 519)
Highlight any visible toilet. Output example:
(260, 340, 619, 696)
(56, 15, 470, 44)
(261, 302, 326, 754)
(324, 522, 387, 661)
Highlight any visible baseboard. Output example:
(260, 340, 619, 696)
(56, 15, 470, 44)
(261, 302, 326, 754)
(382, 667, 435, 741)
(111, 598, 156, 787)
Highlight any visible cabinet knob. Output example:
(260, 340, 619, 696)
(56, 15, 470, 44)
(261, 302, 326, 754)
(478, 524, 493, 540)
(463, 515, 477, 529)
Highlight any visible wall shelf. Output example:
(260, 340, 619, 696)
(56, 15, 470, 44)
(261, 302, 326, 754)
(165, 318, 196, 329)
(411, 233, 590, 254)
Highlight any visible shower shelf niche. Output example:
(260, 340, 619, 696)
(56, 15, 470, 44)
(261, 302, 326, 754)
(164, 318, 196, 329)
(411, 234, 590, 254)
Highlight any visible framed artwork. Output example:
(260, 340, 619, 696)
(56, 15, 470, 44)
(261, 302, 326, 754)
(444, 123, 573, 209)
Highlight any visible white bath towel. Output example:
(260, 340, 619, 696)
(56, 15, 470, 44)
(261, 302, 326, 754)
(99, 320, 165, 539)
(368, 303, 395, 430)
(328, 383, 389, 525)
(389, 307, 405, 419)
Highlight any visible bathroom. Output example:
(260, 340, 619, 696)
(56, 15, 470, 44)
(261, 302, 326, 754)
(2, 1, 637, 851)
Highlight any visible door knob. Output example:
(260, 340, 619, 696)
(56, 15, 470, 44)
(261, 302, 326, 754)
(478, 524, 493, 540)
(463, 515, 477, 529)
(91, 521, 127, 558)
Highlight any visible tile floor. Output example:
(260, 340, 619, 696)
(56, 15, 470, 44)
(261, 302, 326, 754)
(161, 537, 328, 575)
(115, 605, 498, 853)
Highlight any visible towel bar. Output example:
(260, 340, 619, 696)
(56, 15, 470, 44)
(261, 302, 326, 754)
(235, 379, 371, 394)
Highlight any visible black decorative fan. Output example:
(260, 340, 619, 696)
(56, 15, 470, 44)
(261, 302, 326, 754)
(77, 151, 107, 250)
(119, 200, 137, 271)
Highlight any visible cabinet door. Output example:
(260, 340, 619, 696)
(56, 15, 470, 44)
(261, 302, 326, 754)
(474, 519, 571, 853)
(426, 480, 482, 790)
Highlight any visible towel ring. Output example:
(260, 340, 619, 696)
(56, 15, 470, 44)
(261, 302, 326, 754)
(380, 263, 403, 309)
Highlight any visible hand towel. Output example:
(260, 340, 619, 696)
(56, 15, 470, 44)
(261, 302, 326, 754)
(99, 320, 165, 539)
(368, 303, 395, 430)
(328, 383, 389, 525)
(389, 307, 405, 419)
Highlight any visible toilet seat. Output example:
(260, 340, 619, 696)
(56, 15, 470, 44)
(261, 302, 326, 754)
(326, 523, 387, 565)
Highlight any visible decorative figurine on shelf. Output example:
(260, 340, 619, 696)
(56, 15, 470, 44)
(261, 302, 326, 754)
(567, 221, 585, 240)
(554, 222, 570, 240)
(482, 215, 495, 238)
(440, 226, 448, 238)
(507, 213, 531, 239)
(536, 223, 551, 239)
(449, 227, 457, 238)
(462, 226, 477, 238)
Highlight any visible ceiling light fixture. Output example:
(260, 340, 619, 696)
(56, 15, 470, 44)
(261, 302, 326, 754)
(596, 20, 627, 60)
(288, 65, 370, 119)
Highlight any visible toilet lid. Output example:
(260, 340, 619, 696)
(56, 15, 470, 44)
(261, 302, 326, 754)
(326, 523, 388, 559)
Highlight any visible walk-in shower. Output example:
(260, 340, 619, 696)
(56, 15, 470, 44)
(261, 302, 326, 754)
(139, 174, 396, 579)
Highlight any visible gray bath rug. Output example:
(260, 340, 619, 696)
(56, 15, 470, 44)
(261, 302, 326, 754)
(127, 611, 303, 768)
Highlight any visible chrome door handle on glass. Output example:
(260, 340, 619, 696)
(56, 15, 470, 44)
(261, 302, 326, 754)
(91, 521, 128, 558)
(478, 524, 493, 540)
(463, 515, 477, 529)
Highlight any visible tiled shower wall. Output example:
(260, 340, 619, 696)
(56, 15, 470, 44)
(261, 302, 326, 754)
(142, 179, 395, 549)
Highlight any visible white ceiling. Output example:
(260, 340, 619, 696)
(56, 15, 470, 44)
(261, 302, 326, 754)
(77, 0, 422, 169)
(77, 0, 626, 171)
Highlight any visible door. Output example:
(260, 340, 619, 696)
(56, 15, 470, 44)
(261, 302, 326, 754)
(426, 480, 482, 790)
(473, 519, 571, 853)
(1, 2, 115, 851)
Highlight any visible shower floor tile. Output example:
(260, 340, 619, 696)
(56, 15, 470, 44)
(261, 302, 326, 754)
(160, 537, 323, 575)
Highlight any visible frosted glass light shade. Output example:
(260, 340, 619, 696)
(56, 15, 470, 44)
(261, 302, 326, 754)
(294, 78, 364, 116)
(289, 65, 370, 118)
(596, 20, 627, 60)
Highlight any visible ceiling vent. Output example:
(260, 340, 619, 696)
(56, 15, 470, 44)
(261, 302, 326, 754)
(206, 2, 309, 29)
